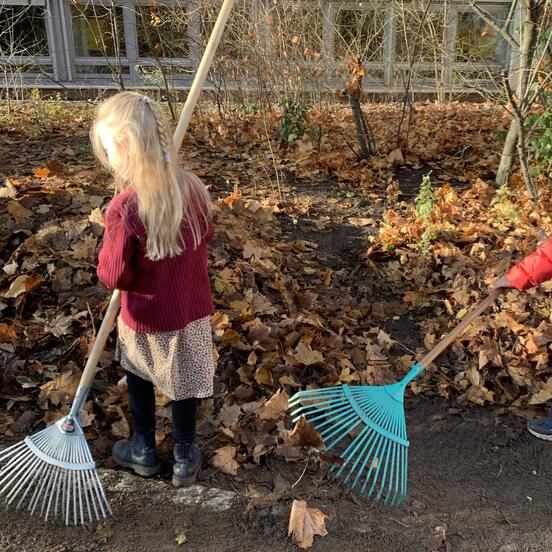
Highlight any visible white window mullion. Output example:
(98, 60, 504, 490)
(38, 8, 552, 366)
(122, 1, 139, 84)
(443, 3, 458, 92)
(187, 1, 201, 71)
(383, 4, 395, 88)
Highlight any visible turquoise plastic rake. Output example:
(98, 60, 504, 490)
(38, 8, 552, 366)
(289, 292, 499, 506)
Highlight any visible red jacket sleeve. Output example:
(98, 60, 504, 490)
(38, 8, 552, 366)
(506, 238, 552, 290)
(97, 197, 138, 291)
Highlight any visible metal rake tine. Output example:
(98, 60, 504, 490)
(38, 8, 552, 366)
(84, 469, 99, 521)
(28, 461, 54, 514)
(40, 463, 58, 517)
(99, 473, 112, 516)
(77, 440, 93, 524)
(72, 447, 79, 526)
(0, 448, 32, 486)
(61, 470, 71, 525)
(54, 466, 63, 519)
(26, 433, 63, 513)
(89, 466, 109, 518)
(76, 463, 84, 525)
(19, 457, 50, 511)
(72, 469, 78, 526)
(0, 442, 27, 464)
(79, 470, 91, 524)
(3, 454, 42, 503)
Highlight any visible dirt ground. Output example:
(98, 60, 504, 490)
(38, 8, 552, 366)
(2, 398, 552, 552)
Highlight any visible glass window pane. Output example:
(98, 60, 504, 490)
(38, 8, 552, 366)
(136, 5, 189, 58)
(75, 64, 130, 75)
(0, 6, 48, 57)
(71, 5, 125, 58)
(395, 10, 446, 62)
(335, 9, 385, 62)
(455, 11, 508, 64)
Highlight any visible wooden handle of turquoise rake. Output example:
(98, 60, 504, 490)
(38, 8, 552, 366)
(70, 1, 236, 416)
(418, 291, 501, 370)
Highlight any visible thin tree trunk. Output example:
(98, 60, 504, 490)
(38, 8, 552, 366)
(516, 116, 537, 204)
(345, 56, 376, 159)
(495, 0, 542, 189)
(495, 124, 518, 187)
(350, 96, 371, 158)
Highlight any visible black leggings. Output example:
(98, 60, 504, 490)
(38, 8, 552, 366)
(125, 370, 197, 443)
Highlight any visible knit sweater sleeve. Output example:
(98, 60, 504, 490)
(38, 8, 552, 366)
(506, 238, 552, 291)
(97, 196, 138, 291)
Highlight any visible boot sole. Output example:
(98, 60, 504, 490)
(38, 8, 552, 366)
(172, 469, 200, 488)
(528, 426, 552, 441)
(112, 455, 161, 477)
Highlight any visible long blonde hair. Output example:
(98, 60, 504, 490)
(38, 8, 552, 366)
(90, 91, 211, 260)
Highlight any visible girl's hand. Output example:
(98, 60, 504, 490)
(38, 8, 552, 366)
(493, 275, 513, 290)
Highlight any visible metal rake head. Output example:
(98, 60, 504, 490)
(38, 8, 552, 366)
(0, 416, 112, 525)
(289, 382, 409, 506)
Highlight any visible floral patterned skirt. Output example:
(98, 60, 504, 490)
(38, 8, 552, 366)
(115, 316, 215, 401)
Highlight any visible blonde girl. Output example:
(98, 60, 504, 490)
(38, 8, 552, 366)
(93, 91, 215, 486)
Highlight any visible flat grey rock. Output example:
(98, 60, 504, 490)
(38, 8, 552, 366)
(99, 469, 236, 512)
(173, 484, 236, 512)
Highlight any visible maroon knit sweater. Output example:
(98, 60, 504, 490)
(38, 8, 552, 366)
(96, 188, 214, 333)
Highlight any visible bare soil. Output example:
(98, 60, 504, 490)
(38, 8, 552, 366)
(2, 398, 552, 552)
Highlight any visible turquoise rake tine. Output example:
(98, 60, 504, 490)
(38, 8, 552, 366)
(288, 293, 501, 507)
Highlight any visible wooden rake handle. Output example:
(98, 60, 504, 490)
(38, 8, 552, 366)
(418, 290, 501, 370)
(74, 0, 236, 403)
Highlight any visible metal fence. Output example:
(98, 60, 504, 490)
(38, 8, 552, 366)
(0, 0, 519, 93)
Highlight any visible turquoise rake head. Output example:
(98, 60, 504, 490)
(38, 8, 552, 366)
(288, 292, 500, 506)
(289, 362, 425, 506)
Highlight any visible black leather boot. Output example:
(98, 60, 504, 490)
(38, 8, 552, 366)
(112, 429, 161, 477)
(172, 441, 202, 487)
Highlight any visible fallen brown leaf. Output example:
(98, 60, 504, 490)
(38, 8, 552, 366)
(288, 499, 328, 549)
(212, 445, 239, 475)
(258, 389, 289, 420)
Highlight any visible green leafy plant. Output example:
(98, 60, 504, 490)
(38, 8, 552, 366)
(415, 172, 435, 219)
(240, 102, 261, 116)
(414, 173, 437, 252)
(527, 91, 552, 179)
(278, 99, 309, 146)
(489, 183, 520, 226)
